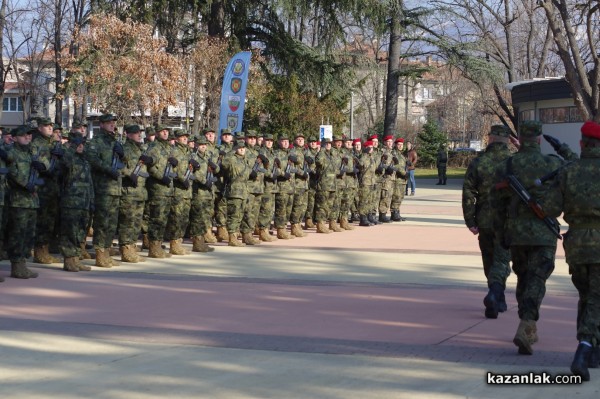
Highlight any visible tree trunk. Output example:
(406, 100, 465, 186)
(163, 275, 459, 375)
(54, 0, 63, 124)
(208, 0, 225, 38)
(384, 4, 403, 137)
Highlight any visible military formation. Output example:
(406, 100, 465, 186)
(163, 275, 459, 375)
(0, 115, 412, 281)
(463, 120, 599, 381)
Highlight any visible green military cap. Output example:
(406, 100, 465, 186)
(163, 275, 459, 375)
(519, 120, 543, 138)
(188, 134, 197, 143)
(36, 117, 52, 126)
(221, 128, 233, 135)
(145, 126, 155, 136)
(99, 113, 117, 123)
(278, 134, 290, 141)
(263, 133, 274, 141)
(71, 121, 84, 129)
(202, 127, 216, 135)
(11, 125, 29, 137)
(155, 124, 168, 132)
(125, 124, 142, 134)
(53, 124, 63, 131)
(174, 129, 190, 137)
(321, 137, 332, 144)
(167, 129, 176, 139)
(307, 135, 319, 142)
(490, 125, 511, 137)
(245, 129, 258, 138)
(196, 136, 209, 145)
(234, 141, 246, 148)
(294, 132, 305, 139)
(235, 132, 246, 140)
(332, 134, 344, 141)
(61, 130, 69, 139)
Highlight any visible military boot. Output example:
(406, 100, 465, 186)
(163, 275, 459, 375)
(10, 261, 39, 279)
(242, 232, 261, 245)
(228, 232, 246, 247)
(291, 223, 307, 237)
(33, 244, 60, 264)
(259, 228, 277, 242)
(304, 218, 315, 229)
(378, 212, 391, 223)
(80, 242, 93, 260)
(339, 218, 355, 230)
(442, 178, 447, 185)
(192, 235, 215, 252)
(571, 342, 593, 381)
(359, 215, 372, 227)
(436, 180, 442, 185)
(63, 257, 80, 272)
(148, 241, 171, 258)
(216, 226, 229, 242)
(316, 221, 332, 234)
(329, 220, 344, 232)
(589, 347, 600, 368)
(142, 234, 150, 250)
(390, 210, 401, 222)
(368, 213, 379, 225)
(94, 248, 113, 268)
(108, 246, 120, 257)
(277, 227, 293, 239)
(107, 248, 121, 266)
(121, 244, 146, 263)
(74, 257, 91, 271)
(483, 282, 504, 319)
(513, 319, 536, 355)
(169, 239, 189, 255)
(204, 229, 218, 244)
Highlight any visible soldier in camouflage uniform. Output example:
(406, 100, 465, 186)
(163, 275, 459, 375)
(369, 135, 383, 225)
(140, 126, 156, 249)
(200, 128, 219, 244)
(492, 120, 577, 355)
(86, 114, 124, 268)
(304, 136, 319, 229)
(357, 140, 378, 227)
(0, 132, 9, 266)
(274, 135, 297, 239)
(289, 133, 309, 237)
(257, 134, 280, 242)
(145, 125, 175, 258)
(6, 125, 44, 278)
(390, 137, 408, 221)
(165, 129, 196, 255)
(462, 125, 513, 319)
(351, 139, 363, 222)
(222, 141, 251, 246)
(377, 135, 396, 223)
(31, 117, 63, 264)
(338, 136, 357, 230)
(314, 138, 337, 234)
(543, 120, 600, 381)
(59, 134, 93, 272)
(189, 135, 217, 252)
(240, 130, 266, 245)
(118, 125, 150, 263)
(328, 136, 345, 233)
(214, 129, 235, 242)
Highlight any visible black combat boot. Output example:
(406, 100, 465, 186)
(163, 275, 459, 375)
(359, 215, 372, 227)
(378, 212, 391, 223)
(442, 178, 447, 185)
(368, 213, 379, 225)
(589, 347, 600, 368)
(571, 342, 593, 381)
(436, 180, 442, 185)
(483, 282, 504, 319)
(391, 210, 401, 222)
(498, 289, 508, 312)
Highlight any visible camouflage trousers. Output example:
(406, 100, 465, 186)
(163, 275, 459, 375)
(147, 195, 174, 242)
(118, 197, 145, 246)
(305, 187, 317, 221)
(378, 179, 393, 214)
(226, 197, 247, 233)
(340, 186, 355, 219)
(315, 190, 335, 222)
(141, 202, 150, 235)
(274, 192, 294, 229)
(290, 190, 308, 224)
(258, 192, 276, 229)
(60, 208, 88, 258)
(371, 181, 382, 213)
(7, 207, 37, 263)
(214, 192, 227, 227)
(35, 187, 59, 246)
(570, 263, 600, 346)
(241, 193, 262, 234)
(332, 186, 342, 220)
(391, 181, 406, 211)
(358, 184, 375, 215)
(165, 196, 191, 240)
(189, 193, 214, 237)
(479, 228, 511, 287)
(511, 245, 556, 321)
(93, 195, 121, 249)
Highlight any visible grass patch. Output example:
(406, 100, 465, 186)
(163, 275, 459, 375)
(414, 167, 467, 179)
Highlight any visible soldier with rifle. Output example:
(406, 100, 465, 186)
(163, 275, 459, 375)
(314, 138, 338, 233)
(303, 136, 320, 229)
(274, 135, 297, 239)
(257, 134, 280, 242)
(240, 130, 267, 245)
(189, 135, 217, 253)
(289, 132, 309, 237)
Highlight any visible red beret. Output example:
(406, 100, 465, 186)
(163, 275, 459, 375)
(364, 140, 374, 147)
(352, 138, 361, 144)
(368, 134, 378, 140)
(395, 137, 404, 143)
(581, 120, 600, 140)
(383, 135, 394, 141)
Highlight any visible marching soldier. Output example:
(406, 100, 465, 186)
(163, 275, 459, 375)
(274, 135, 296, 239)
(257, 134, 279, 242)
(240, 130, 265, 245)
(289, 133, 309, 237)
(303, 136, 319, 229)
(314, 138, 337, 233)
(214, 128, 235, 242)
(222, 141, 251, 246)
(390, 137, 408, 221)
(189, 135, 217, 252)
(329, 135, 345, 232)
(377, 135, 395, 223)
(339, 136, 357, 230)
(201, 128, 219, 244)
(357, 140, 378, 227)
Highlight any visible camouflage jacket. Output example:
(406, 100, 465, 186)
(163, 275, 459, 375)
(192, 149, 216, 200)
(245, 144, 265, 195)
(31, 132, 60, 197)
(7, 142, 39, 209)
(222, 152, 250, 199)
(492, 142, 569, 246)
(121, 139, 148, 201)
(315, 148, 337, 192)
(305, 147, 319, 189)
(172, 142, 193, 200)
(462, 142, 512, 229)
(60, 147, 94, 210)
(391, 148, 408, 183)
(259, 146, 280, 194)
(0, 143, 8, 206)
(146, 138, 175, 198)
(543, 146, 600, 264)
(86, 128, 123, 197)
(275, 147, 296, 194)
(289, 145, 309, 191)
(358, 151, 378, 187)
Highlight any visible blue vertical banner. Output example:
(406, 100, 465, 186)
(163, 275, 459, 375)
(218, 51, 252, 143)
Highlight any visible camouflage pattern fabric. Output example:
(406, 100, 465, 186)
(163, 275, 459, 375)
(478, 227, 511, 287)
(289, 145, 308, 224)
(7, 208, 37, 263)
(314, 148, 337, 222)
(190, 149, 216, 237)
(118, 139, 148, 246)
(165, 141, 193, 240)
(570, 264, 600, 346)
(146, 138, 175, 242)
(358, 151, 377, 215)
(223, 151, 250, 233)
(60, 208, 88, 258)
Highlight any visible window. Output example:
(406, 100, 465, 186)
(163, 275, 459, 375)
(2, 97, 23, 112)
(520, 109, 535, 121)
(539, 107, 583, 124)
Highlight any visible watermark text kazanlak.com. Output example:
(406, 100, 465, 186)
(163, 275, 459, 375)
(487, 372, 582, 385)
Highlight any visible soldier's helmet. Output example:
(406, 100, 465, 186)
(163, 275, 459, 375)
(519, 121, 542, 138)
(490, 125, 511, 138)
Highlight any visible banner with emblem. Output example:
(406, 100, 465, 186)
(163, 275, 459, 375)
(218, 51, 252, 143)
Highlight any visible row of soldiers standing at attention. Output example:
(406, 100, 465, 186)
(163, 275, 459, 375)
(0, 113, 412, 281)
(462, 120, 600, 381)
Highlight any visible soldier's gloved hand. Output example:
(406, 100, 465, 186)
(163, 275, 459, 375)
(0, 147, 7, 161)
(406, 160, 413, 167)
(284, 172, 291, 180)
(108, 169, 120, 180)
(182, 180, 190, 189)
(219, 150, 226, 157)
(385, 166, 396, 175)
(382, 154, 388, 161)
(128, 173, 139, 187)
(167, 157, 178, 167)
(113, 142, 125, 159)
(375, 166, 384, 174)
(189, 159, 200, 171)
(31, 160, 47, 172)
(274, 157, 281, 167)
(342, 156, 349, 164)
(161, 176, 171, 186)
(50, 146, 65, 157)
(249, 170, 258, 180)
(543, 134, 563, 152)
(353, 167, 360, 176)
(210, 176, 218, 184)
(258, 154, 268, 164)
(392, 156, 399, 165)
(208, 160, 218, 170)
(288, 155, 298, 164)
(139, 154, 154, 166)
(305, 156, 314, 165)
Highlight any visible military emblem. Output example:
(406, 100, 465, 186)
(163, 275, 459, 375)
(231, 78, 242, 94)
(232, 59, 245, 76)
(227, 114, 239, 130)
(228, 96, 241, 112)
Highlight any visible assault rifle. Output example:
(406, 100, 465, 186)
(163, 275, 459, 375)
(111, 142, 125, 175)
(534, 161, 574, 186)
(48, 141, 64, 173)
(27, 153, 45, 193)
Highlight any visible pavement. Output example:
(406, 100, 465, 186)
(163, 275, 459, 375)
(0, 178, 596, 398)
